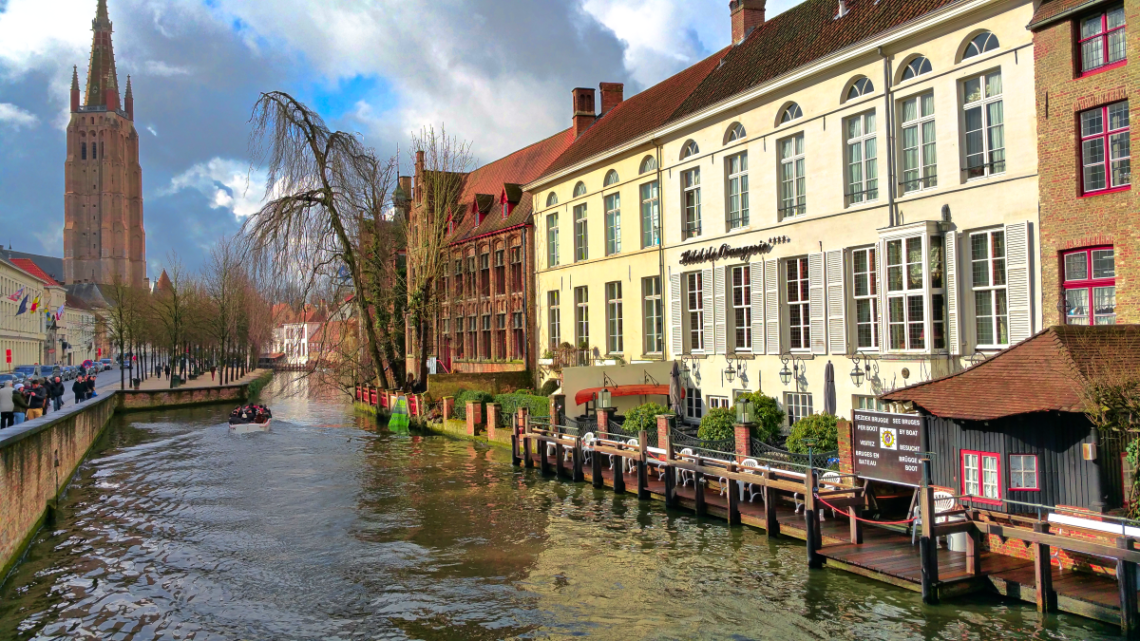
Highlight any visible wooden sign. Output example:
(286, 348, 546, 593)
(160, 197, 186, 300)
(852, 410, 926, 487)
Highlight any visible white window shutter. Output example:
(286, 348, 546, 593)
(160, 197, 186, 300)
(1005, 221, 1033, 344)
(702, 267, 714, 352)
(945, 231, 962, 355)
(714, 265, 727, 354)
(878, 240, 889, 354)
(809, 253, 826, 354)
(825, 249, 846, 355)
(765, 259, 780, 354)
(750, 261, 764, 353)
(670, 273, 683, 355)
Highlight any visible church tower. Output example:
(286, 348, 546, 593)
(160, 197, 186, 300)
(64, 0, 145, 286)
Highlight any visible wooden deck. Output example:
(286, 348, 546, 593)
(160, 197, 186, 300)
(989, 562, 1137, 626)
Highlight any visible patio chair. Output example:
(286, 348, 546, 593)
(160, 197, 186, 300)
(739, 458, 761, 502)
(911, 490, 960, 547)
(623, 438, 639, 475)
(677, 448, 696, 487)
(794, 472, 842, 517)
(581, 432, 595, 465)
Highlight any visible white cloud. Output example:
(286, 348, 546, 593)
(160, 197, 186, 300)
(0, 102, 37, 129)
(163, 157, 267, 218)
(145, 124, 157, 136)
(142, 60, 191, 76)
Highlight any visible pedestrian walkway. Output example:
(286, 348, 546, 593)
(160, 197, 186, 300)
(132, 369, 267, 391)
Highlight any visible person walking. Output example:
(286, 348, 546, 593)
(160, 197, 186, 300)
(73, 376, 87, 404)
(25, 381, 45, 420)
(0, 381, 15, 429)
(12, 384, 29, 424)
(50, 376, 65, 411)
(210, 365, 216, 382)
(164, 364, 171, 379)
(86, 375, 96, 399)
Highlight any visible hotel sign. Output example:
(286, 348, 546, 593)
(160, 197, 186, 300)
(679, 236, 790, 266)
(852, 410, 926, 487)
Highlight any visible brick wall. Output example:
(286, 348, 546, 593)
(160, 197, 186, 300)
(1034, 4, 1138, 326)
(120, 384, 246, 411)
(836, 419, 854, 476)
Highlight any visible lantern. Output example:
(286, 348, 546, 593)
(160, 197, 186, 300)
(736, 398, 754, 425)
(598, 388, 612, 408)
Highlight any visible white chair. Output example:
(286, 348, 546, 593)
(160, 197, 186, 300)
(581, 432, 595, 465)
(648, 452, 667, 482)
(623, 438, 639, 475)
(794, 471, 842, 518)
(739, 458, 761, 502)
(911, 490, 960, 547)
(677, 448, 695, 487)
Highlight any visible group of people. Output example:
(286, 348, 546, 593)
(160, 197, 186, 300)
(0, 372, 100, 429)
(229, 404, 272, 424)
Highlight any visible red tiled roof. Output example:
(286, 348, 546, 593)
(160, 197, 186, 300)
(881, 325, 1140, 420)
(10, 258, 60, 286)
(1029, 0, 1105, 29)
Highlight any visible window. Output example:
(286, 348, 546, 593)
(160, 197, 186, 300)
(847, 76, 874, 100)
(786, 257, 810, 350)
(604, 169, 620, 186)
(573, 181, 587, 197)
(681, 140, 699, 160)
(1080, 100, 1130, 193)
(640, 181, 660, 248)
(481, 314, 492, 359)
(574, 204, 588, 262)
(606, 281, 623, 354)
(726, 153, 749, 229)
(852, 247, 879, 349)
(546, 192, 558, 207)
(575, 286, 589, 348)
(962, 450, 1001, 504)
(785, 392, 813, 425)
(887, 237, 925, 350)
(726, 122, 746, 143)
(496, 312, 507, 359)
(1009, 454, 1039, 491)
(604, 193, 621, 255)
(971, 230, 1008, 347)
(846, 111, 878, 204)
(81, 142, 87, 160)
(510, 246, 522, 292)
(853, 395, 888, 412)
(902, 56, 932, 80)
(466, 257, 476, 293)
(685, 386, 703, 422)
(502, 200, 511, 219)
(731, 265, 752, 351)
(963, 71, 1005, 179)
(1079, 4, 1126, 75)
(548, 291, 561, 349)
(685, 272, 705, 352)
(962, 31, 999, 60)
(480, 252, 490, 297)
(779, 134, 806, 217)
(682, 168, 701, 239)
(708, 396, 730, 410)
(643, 276, 663, 354)
(901, 93, 937, 193)
(780, 103, 803, 123)
(640, 155, 657, 174)
(1063, 247, 1116, 325)
(546, 213, 560, 267)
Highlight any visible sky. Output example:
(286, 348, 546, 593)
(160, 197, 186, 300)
(0, 0, 802, 278)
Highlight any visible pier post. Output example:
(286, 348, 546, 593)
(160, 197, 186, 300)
(573, 436, 584, 482)
(555, 438, 564, 478)
(612, 443, 626, 495)
(1033, 522, 1054, 613)
(662, 416, 677, 508)
(848, 506, 863, 544)
(694, 457, 707, 516)
(966, 524, 982, 577)
(592, 438, 604, 488)
(919, 458, 939, 604)
(804, 469, 822, 568)
(763, 483, 780, 536)
(637, 431, 649, 499)
(523, 418, 533, 469)
(1118, 538, 1138, 637)
(727, 462, 741, 525)
(539, 435, 552, 477)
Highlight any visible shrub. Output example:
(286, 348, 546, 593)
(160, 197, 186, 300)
(538, 379, 560, 396)
(785, 413, 839, 454)
(623, 402, 672, 436)
(697, 408, 736, 441)
(493, 392, 550, 420)
(453, 389, 494, 420)
(735, 391, 785, 444)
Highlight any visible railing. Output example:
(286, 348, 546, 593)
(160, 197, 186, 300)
(899, 173, 937, 193)
(962, 159, 1006, 180)
(844, 187, 879, 206)
(673, 431, 735, 459)
(777, 203, 807, 218)
(750, 439, 839, 471)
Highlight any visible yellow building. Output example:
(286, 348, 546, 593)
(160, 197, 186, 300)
(529, 0, 1041, 425)
(0, 259, 50, 372)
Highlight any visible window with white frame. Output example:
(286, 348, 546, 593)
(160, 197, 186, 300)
(726, 152, 749, 229)
(846, 111, 878, 205)
(575, 286, 589, 348)
(962, 450, 1001, 503)
(546, 213, 559, 267)
(786, 257, 810, 350)
(902, 56, 932, 80)
(853, 395, 889, 412)
(685, 386, 703, 422)
(963, 71, 1005, 179)
(731, 265, 752, 351)
(574, 204, 588, 262)
(604, 169, 619, 187)
(1009, 454, 1038, 490)
(643, 276, 663, 354)
(779, 134, 806, 218)
(640, 155, 657, 174)
(640, 181, 661, 248)
(682, 168, 701, 239)
(1063, 247, 1116, 325)
(847, 76, 874, 100)
(971, 230, 1009, 347)
(963, 31, 999, 60)
(852, 247, 879, 350)
(1079, 4, 1126, 75)
(708, 396, 730, 410)
(780, 103, 803, 123)
(573, 181, 587, 197)
(785, 392, 813, 425)
(685, 272, 704, 352)
(887, 237, 926, 350)
(604, 193, 621, 255)
(605, 281, 623, 354)
(726, 122, 746, 142)
(681, 140, 699, 160)
(546, 192, 558, 207)
(901, 93, 937, 193)
(548, 291, 561, 350)
(1080, 101, 1130, 193)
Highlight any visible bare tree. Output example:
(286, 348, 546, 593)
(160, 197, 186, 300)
(153, 254, 193, 388)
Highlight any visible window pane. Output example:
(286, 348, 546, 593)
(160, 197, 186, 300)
(921, 93, 935, 117)
(975, 290, 993, 345)
(1092, 249, 1115, 278)
(1109, 101, 1129, 130)
(1108, 28, 1127, 64)
(1094, 286, 1116, 323)
(1082, 13, 1104, 39)
(1082, 108, 1104, 137)
(986, 72, 1003, 97)
(1066, 288, 1089, 324)
(1065, 252, 1088, 281)
(902, 98, 917, 122)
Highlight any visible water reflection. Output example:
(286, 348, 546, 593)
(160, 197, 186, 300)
(0, 375, 1122, 640)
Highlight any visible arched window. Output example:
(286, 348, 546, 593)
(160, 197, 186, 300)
(780, 103, 803, 124)
(962, 31, 999, 60)
(846, 76, 874, 100)
(573, 181, 587, 197)
(546, 192, 558, 207)
(639, 155, 657, 174)
(680, 140, 699, 160)
(902, 56, 932, 81)
(724, 122, 746, 144)
(604, 169, 620, 186)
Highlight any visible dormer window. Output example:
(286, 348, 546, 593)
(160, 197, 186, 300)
(503, 201, 511, 219)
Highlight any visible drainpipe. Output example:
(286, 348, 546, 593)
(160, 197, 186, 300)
(655, 139, 666, 362)
(522, 230, 530, 373)
(879, 47, 898, 227)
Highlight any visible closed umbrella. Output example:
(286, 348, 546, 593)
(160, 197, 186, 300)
(823, 360, 837, 415)
(669, 361, 684, 414)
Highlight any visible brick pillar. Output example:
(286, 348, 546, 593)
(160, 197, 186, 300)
(486, 403, 500, 441)
(657, 414, 672, 448)
(466, 401, 484, 436)
(837, 419, 854, 476)
(734, 424, 752, 461)
(549, 394, 565, 426)
(442, 396, 454, 420)
(517, 406, 530, 437)
(597, 407, 616, 437)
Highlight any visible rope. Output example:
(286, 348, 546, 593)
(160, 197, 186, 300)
(814, 494, 918, 525)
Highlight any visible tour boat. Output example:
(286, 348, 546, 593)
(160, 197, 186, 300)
(228, 406, 272, 433)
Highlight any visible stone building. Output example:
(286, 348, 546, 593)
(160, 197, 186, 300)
(1029, 0, 1134, 326)
(64, 0, 146, 287)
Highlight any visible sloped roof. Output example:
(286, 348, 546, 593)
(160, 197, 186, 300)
(155, 270, 173, 293)
(9, 258, 61, 286)
(65, 292, 94, 311)
(881, 325, 1140, 420)
(0, 249, 64, 284)
(1029, 0, 1107, 29)
(65, 282, 115, 310)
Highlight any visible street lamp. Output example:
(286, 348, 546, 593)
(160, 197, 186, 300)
(724, 363, 736, 383)
(850, 360, 864, 387)
(736, 398, 754, 425)
(803, 437, 817, 470)
(598, 387, 612, 409)
(779, 353, 793, 386)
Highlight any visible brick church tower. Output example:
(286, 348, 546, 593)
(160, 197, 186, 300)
(64, 0, 145, 286)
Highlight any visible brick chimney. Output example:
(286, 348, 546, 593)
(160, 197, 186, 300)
(730, 0, 765, 44)
(599, 82, 624, 115)
(572, 87, 596, 139)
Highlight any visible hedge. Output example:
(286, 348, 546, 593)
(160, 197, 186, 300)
(493, 392, 551, 420)
(786, 413, 839, 454)
(623, 402, 672, 436)
(697, 408, 736, 441)
(452, 389, 494, 419)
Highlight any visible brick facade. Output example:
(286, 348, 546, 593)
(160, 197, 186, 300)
(1032, 1, 1138, 326)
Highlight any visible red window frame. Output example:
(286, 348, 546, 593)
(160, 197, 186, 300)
(1079, 101, 1130, 196)
(961, 449, 1002, 505)
(1077, 4, 1126, 77)
(1008, 454, 1040, 491)
(1061, 246, 1115, 325)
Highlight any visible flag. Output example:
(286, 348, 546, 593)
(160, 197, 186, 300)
(15, 295, 28, 316)
(7, 286, 24, 302)
(55, 304, 65, 321)
(30, 296, 39, 313)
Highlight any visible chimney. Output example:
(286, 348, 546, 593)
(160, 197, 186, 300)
(572, 87, 596, 139)
(730, 0, 766, 44)
(599, 82, 624, 115)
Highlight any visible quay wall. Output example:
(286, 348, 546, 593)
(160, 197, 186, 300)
(119, 370, 273, 413)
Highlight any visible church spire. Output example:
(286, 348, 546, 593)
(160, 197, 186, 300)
(83, 0, 118, 108)
(124, 74, 134, 119)
(70, 65, 81, 112)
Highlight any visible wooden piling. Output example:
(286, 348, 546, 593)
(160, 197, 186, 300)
(591, 443, 604, 488)
(804, 469, 822, 569)
(612, 444, 626, 494)
(663, 421, 676, 508)
(694, 458, 707, 516)
(523, 421, 533, 469)
(573, 436, 584, 482)
(919, 459, 939, 604)
(1119, 538, 1138, 637)
(637, 431, 649, 500)
(539, 436, 551, 477)
(727, 462, 741, 526)
(555, 441, 564, 478)
(1033, 522, 1054, 613)
(763, 484, 780, 537)
(848, 506, 862, 544)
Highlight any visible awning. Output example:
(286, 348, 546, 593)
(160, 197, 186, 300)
(574, 384, 681, 406)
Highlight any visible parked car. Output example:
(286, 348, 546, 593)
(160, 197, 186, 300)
(100, 358, 113, 371)
(62, 366, 76, 380)
(0, 373, 19, 387)
(48, 365, 62, 379)
(13, 364, 40, 380)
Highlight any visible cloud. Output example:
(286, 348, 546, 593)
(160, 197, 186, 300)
(0, 102, 37, 128)
(142, 60, 191, 77)
(163, 157, 266, 218)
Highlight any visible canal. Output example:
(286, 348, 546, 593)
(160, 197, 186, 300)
(0, 376, 1123, 640)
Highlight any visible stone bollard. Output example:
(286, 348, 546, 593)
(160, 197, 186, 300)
(466, 400, 483, 436)
(486, 403, 501, 441)
(442, 396, 455, 420)
(734, 423, 752, 461)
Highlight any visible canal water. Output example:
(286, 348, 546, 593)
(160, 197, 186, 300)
(0, 376, 1122, 640)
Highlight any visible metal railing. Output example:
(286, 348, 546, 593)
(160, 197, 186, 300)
(750, 439, 839, 471)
